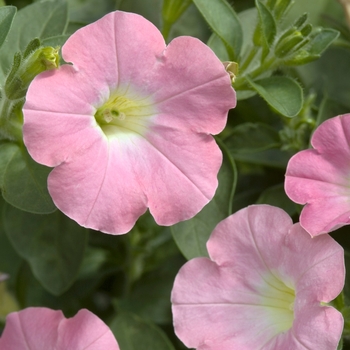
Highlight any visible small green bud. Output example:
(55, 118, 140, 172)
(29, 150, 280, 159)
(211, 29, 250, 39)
(293, 13, 308, 28)
(300, 23, 312, 37)
(21, 46, 60, 82)
(5, 46, 60, 100)
(274, 0, 294, 19)
(275, 32, 304, 58)
(283, 50, 320, 65)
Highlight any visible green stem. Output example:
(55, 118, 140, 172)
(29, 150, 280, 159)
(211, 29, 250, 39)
(234, 56, 279, 90)
(0, 94, 23, 141)
(239, 46, 260, 72)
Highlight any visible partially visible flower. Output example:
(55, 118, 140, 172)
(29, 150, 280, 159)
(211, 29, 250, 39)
(338, 0, 350, 27)
(23, 10, 235, 234)
(171, 205, 344, 350)
(285, 114, 350, 236)
(0, 307, 120, 349)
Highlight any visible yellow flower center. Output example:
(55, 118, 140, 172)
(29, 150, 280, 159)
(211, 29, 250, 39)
(258, 272, 295, 336)
(94, 88, 156, 139)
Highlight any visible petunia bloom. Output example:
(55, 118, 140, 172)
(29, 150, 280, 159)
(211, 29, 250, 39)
(285, 114, 350, 236)
(22, 11, 236, 234)
(171, 205, 344, 350)
(0, 307, 120, 349)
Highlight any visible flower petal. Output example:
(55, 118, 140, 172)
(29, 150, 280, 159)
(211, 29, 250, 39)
(23, 65, 103, 167)
(0, 308, 120, 350)
(151, 36, 236, 134)
(62, 11, 165, 91)
(265, 306, 343, 350)
(285, 114, 350, 235)
(48, 136, 148, 234)
(172, 205, 345, 349)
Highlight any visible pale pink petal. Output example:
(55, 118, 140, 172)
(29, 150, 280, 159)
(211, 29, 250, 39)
(62, 11, 235, 135)
(56, 309, 120, 349)
(285, 114, 350, 236)
(285, 151, 350, 202)
(62, 11, 165, 91)
(311, 114, 350, 159)
(138, 125, 222, 225)
(48, 136, 148, 234)
(207, 205, 292, 269)
(23, 65, 102, 167)
(299, 198, 350, 235)
(172, 259, 278, 350)
(171, 205, 345, 349)
(0, 308, 119, 350)
(151, 36, 236, 134)
(265, 306, 343, 350)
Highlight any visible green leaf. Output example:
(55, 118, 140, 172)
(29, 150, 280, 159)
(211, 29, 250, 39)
(110, 312, 175, 350)
(207, 33, 230, 61)
(0, 0, 68, 81)
(2, 144, 56, 214)
(0, 197, 22, 280)
(316, 97, 350, 127)
(42, 34, 70, 47)
(117, 255, 184, 324)
(256, 183, 297, 216)
(171, 143, 237, 259)
(0, 6, 16, 50)
(231, 148, 291, 168)
(3, 203, 88, 295)
(246, 76, 303, 117)
(224, 122, 281, 154)
(192, 0, 243, 60)
(307, 28, 339, 56)
(255, 0, 276, 48)
(0, 142, 19, 187)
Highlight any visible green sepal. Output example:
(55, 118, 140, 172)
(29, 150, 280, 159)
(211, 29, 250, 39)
(4, 52, 22, 94)
(23, 38, 41, 59)
(5, 77, 25, 100)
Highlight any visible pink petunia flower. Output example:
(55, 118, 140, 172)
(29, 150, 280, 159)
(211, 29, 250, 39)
(171, 205, 344, 350)
(0, 307, 120, 349)
(22, 11, 236, 234)
(285, 114, 350, 236)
